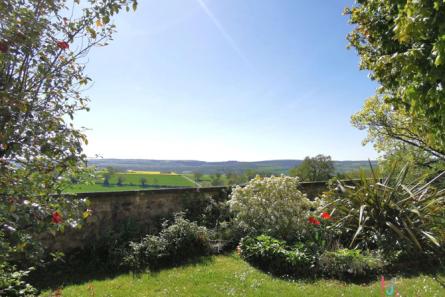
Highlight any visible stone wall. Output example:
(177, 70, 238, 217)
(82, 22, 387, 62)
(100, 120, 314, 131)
(45, 181, 336, 252)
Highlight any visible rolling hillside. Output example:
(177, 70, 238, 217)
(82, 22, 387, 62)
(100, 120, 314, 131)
(87, 159, 377, 174)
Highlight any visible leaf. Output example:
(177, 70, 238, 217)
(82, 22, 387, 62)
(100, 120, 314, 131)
(86, 27, 97, 39)
(83, 210, 91, 219)
(421, 231, 441, 247)
(386, 221, 410, 242)
(102, 15, 110, 24)
(401, 219, 422, 251)
(358, 205, 366, 225)
(132, 1, 138, 11)
(350, 225, 363, 247)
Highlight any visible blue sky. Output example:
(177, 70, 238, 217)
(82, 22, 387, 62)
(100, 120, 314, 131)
(77, 0, 378, 161)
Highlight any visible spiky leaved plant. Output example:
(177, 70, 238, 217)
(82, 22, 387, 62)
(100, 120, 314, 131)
(323, 165, 445, 258)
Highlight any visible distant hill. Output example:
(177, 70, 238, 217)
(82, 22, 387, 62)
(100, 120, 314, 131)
(87, 159, 377, 175)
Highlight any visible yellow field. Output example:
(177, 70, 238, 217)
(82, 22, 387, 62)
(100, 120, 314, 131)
(126, 170, 178, 175)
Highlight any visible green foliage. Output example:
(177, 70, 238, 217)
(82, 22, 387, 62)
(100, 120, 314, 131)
(323, 166, 445, 256)
(319, 249, 384, 280)
(351, 96, 445, 162)
(0, 264, 37, 297)
(139, 177, 148, 187)
(116, 176, 125, 187)
(124, 213, 211, 272)
(229, 175, 314, 240)
(289, 155, 335, 181)
(239, 235, 312, 277)
(346, 0, 445, 156)
(240, 236, 384, 280)
(181, 191, 230, 229)
(0, 0, 137, 292)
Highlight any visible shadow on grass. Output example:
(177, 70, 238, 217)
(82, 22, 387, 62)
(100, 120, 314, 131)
(31, 255, 215, 292)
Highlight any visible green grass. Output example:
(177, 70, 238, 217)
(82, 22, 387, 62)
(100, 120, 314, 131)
(40, 254, 445, 297)
(66, 172, 196, 193)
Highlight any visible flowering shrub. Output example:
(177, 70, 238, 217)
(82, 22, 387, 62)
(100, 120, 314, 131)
(124, 213, 211, 272)
(229, 175, 313, 240)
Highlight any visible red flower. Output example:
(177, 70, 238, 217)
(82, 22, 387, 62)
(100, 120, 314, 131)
(56, 41, 69, 50)
(0, 41, 8, 53)
(51, 211, 62, 224)
(308, 216, 320, 225)
(321, 212, 331, 220)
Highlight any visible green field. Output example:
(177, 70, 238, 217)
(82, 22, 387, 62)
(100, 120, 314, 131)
(67, 172, 197, 193)
(41, 254, 445, 297)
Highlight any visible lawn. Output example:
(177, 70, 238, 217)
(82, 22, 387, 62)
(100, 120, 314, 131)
(40, 254, 445, 297)
(66, 172, 197, 193)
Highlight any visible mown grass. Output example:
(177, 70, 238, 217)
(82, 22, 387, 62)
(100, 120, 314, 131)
(66, 173, 196, 193)
(40, 254, 445, 297)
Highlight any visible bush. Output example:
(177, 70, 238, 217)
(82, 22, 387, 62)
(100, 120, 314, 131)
(124, 213, 211, 272)
(0, 264, 37, 297)
(318, 249, 384, 279)
(239, 235, 312, 277)
(229, 175, 314, 240)
(323, 166, 445, 257)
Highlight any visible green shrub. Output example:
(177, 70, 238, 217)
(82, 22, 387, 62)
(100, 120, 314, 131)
(323, 166, 445, 257)
(229, 175, 314, 240)
(0, 264, 37, 297)
(239, 235, 312, 276)
(124, 213, 211, 272)
(318, 249, 384, 279)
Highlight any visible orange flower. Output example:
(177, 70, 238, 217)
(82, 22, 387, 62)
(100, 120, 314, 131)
(308, 216, 320, 225)
(51, 211, 62, 224)
(321, 212, 331, 220)
(56, 41, 69, 50)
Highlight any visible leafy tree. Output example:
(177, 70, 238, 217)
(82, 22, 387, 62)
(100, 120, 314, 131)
(105, 166, 118, 175)
(352, 96, 445, 162)
(193, 172, 203, 182)
(116, 175, 125, 187)
(289, 154, 335, 181)
(140, 177, 148, 188)
(346, 0, 445, 155)
(210, 174, 223, 186)
(244, 169, 260, 181)
(226, 171, 246, 185)
(0, 0, 137, 286)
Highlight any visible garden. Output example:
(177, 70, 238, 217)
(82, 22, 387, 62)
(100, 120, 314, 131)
(2, 0, 445, 296)
(25, 172, 445, 296)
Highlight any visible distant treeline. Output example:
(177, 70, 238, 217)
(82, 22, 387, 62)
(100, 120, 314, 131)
(87, 159, 377, 175)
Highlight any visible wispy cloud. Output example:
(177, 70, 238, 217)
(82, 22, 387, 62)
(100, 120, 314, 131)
(194, 0, 248, 63)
